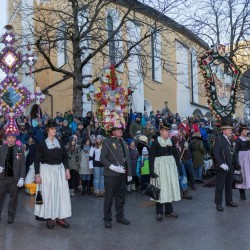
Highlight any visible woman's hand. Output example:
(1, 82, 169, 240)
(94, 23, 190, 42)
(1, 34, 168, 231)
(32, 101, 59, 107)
(65, 169, 71, 180)
(35, 175, 42, 184)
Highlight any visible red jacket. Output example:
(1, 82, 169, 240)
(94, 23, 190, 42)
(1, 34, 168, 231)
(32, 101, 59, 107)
(178, 123, 191, 136)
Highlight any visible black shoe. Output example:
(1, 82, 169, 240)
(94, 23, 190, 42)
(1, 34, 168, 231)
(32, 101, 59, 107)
(47, 219, 54, 229)
(56, 219, 70, 228)
(226, 202, 238, 207)
(7, 215, 15, 224)
(240, 195, 247, 200)
(182, 191, 192, 200)
(216, 205, 224, 212)
(116, 217, 130, 225)
(156, 214, 163, 221)
(165, 212, 178, 219)
(104, 221, 112, 228)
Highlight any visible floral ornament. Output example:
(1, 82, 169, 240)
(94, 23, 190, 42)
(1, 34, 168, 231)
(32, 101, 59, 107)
(30, 85, 46, 105)
(94, 65, 128, 133)
(0, 46, 23, 75)
(112, 143, 117, 150)
(2, 32, 16, 46)
(0, 76, 31, 115)
(198, 44, 241, 119)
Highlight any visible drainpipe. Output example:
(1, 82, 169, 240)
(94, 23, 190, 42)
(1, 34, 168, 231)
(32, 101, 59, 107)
(46, 92, 53, 117)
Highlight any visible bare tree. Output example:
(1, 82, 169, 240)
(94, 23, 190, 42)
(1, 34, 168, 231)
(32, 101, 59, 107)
(11, 0, 197, 116)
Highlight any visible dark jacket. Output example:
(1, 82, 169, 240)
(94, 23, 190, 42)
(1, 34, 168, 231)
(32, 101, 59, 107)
(190, 136, 205, 168)
(0, 144, 26, 181)
(60, 126, 72, 145)
(213, 134, 237, 169)
(100, 137, 132, 176)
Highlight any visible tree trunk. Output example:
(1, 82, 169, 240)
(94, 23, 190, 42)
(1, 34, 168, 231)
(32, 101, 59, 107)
(72, 78, 83, 117)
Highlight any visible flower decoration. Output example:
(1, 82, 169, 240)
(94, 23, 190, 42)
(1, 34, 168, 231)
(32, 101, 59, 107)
(198, 44, 241, 119)
(2, 32, 16, 46)
(0, 46, 23, 74)
(0, 76, 31, 115)
(30, 85, 46, 105)
(94, 65, 128, 133)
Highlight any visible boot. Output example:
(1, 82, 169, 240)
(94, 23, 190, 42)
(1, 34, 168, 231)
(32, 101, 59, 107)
(86, 180, 91, 195)
(130, 184, 136, 192)
(126, 185, 132, 193)
(69, 189, 75, 197)
(81, 181, 86, 195)
(182, 190, 192, 200)
(239, 189, 246, 200)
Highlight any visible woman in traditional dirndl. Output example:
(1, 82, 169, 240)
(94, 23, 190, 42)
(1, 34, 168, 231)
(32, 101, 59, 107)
(34, 119, 71, 229)
(235, 124, 250, 200)
(149, 121, 182, 221)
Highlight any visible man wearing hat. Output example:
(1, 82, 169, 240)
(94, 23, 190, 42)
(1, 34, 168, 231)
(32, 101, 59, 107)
(0, 116, 26, 223)
(100, 125, 132, 229)
(213, 117, 238, 212)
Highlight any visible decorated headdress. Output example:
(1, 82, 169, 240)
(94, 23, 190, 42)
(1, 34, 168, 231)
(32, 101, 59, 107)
(5, 113, 19, 137)
(95, 65, 128, 133)
(238, 124, 248, 134)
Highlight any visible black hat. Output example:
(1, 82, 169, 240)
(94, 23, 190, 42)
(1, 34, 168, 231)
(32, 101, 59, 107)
(46, 119, 57, 128)
(220, 116, 233, 130)
(238, 124, 248, 134)
(159, 121, 171, 130)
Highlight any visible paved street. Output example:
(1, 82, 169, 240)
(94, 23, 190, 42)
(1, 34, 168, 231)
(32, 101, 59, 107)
(0, 183, 249, 250)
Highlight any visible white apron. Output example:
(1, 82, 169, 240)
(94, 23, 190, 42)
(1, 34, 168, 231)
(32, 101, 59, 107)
(34, 163, 72, 220)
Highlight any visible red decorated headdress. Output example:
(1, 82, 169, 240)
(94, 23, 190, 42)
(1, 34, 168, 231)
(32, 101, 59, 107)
(5, 113, 19, 137)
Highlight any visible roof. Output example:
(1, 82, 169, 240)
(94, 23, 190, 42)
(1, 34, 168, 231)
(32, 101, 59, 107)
(116, 0, 209, 49)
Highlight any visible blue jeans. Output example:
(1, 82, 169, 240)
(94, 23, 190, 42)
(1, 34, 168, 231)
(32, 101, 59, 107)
(194, 166, 203, 180)
(183, 159, 195, 186)
(93, 167, 104, 192)
(81, 174, 91, 181)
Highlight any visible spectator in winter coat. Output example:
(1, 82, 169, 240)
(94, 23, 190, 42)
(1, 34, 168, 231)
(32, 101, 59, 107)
(141, 111, 149, 127)
(60, 120, 73, 146)
(75, 122, 87, 146)
(129, 114, 143, 138)
(178, 117, 191, 138)
(32, 120, 45, 143)
(149, 111, 156, 129)
(190, 132, 205, 183)
(143, 121, 155, 141)
(70, 117, 79, 134)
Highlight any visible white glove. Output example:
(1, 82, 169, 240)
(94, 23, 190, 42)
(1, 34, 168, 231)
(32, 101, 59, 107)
(0, 166, 4, 174)
(109, 164, 126, 173)
(220, 164, 229, 171)
(17, 178, 24, 187)
(184, 142, 188, 149)
(127, 176, 132, 182)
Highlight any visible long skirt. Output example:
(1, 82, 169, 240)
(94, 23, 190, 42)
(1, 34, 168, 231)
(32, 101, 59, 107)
(235, 151, 250, 189)
(34, 163, 72, 220)
(151, 156, 181, 203)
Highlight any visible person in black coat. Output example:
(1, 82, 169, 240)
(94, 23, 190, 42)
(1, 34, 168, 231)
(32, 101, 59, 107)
(213, 117, 238, 212)
(100, 126, 132, 229)
(60, 120, 72, 146)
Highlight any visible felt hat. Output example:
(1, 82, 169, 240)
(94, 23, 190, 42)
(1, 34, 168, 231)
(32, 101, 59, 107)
(159, 121, 171, 130)
(138, 135, 148, 143)
(220, 116, 233, 130)
(238, 124, 248, 134)
(46, 119, 57, 128)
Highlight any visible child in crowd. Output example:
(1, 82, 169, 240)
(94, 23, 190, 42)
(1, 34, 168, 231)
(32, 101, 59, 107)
(79, 138, 92, 195)
(127, 138, 140, 193)
(136, 147, 150, 193)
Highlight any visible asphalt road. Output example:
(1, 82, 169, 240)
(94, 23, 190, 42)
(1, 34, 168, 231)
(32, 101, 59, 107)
(0, 183, 249, 250)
